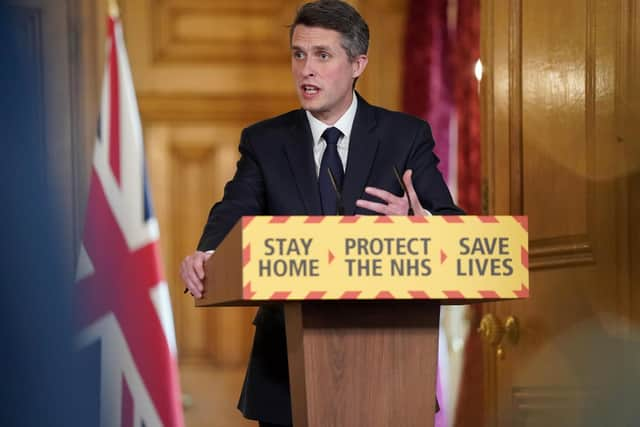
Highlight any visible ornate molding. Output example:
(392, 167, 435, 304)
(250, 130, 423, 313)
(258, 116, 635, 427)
(615, 0, 640, 142)
(529, 235, 595, 270)
(508, 0, 523, 214)
(138, 93, 299, 123)
(150, 0, 294, 65)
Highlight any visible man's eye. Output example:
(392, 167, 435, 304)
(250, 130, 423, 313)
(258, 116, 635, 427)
(293, 51, 305, 60)
(319, 52, 330, 60)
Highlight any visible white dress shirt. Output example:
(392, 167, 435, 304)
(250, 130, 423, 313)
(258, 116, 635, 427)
(306, 93, 358, 177)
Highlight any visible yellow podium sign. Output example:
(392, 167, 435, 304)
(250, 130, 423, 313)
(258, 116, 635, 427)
(238, 215, 529, 300)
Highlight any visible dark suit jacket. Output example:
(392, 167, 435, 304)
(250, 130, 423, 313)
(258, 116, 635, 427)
(197, 94, 463, 425)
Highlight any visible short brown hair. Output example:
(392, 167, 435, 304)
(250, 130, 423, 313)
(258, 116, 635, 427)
(289, 0, 369, 60)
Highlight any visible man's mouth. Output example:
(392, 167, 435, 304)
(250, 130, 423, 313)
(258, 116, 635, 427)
(301, 84, 320, 95)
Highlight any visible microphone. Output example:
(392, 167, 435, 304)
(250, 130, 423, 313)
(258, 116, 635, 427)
(393, 165, 415, 215)
(327, 168, 345, 215)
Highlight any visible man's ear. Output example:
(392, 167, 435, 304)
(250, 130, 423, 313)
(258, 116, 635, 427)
(352, 54, 368, 79)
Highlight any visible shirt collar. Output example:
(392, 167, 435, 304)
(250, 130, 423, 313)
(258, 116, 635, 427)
(306, 92, 358, 145)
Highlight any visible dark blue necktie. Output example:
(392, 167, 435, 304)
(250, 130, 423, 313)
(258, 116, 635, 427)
(318, 127, 344, 215)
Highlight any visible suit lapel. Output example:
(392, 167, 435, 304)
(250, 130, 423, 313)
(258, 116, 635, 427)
(342, 95, 379, 214)
(284, 110, 322, 214)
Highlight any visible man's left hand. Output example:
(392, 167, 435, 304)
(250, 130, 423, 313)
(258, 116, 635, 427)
(355, 169, 426, 215)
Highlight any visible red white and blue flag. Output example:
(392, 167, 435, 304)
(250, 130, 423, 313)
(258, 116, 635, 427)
(74, 14, 184, 427)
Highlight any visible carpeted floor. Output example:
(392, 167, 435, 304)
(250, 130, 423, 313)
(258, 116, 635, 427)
(180, 364, 255, 427)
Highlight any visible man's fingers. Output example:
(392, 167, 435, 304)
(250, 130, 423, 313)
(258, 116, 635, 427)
(185, 265, 204, 294)
(355, 199, 390, 214)
(181, 271, 201, 298)
(402, 170, 418, 199)
(188, 251, 215, 298)
(364, 186, 401, 204)
(179, 253, 206, 298)
(402, 170, 424, 215)
(194, 252, 207, 280)
(357, 170, 424, 216)
(358, 183, 416, 215)
(187, 279, 203, 298)
(356, 199, 409, 215)
(190, 268, 204, 292)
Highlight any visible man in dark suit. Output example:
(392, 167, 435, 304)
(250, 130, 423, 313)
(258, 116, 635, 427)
(180, 1, 463, 425)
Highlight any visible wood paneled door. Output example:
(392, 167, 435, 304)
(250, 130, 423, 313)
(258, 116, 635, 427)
(480, 0, 639, 426)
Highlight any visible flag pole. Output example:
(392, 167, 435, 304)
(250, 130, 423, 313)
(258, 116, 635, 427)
(108, 0, 119, 17)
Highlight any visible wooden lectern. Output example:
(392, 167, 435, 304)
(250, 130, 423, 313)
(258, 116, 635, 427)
(195, 215, 529, 427)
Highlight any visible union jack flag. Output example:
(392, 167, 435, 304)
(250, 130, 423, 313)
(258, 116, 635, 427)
(74, 14, 184, 427)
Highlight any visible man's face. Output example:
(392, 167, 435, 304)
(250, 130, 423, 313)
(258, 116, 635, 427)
(291, 25, 367, 125)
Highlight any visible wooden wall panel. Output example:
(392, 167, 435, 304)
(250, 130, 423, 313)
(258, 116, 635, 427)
(521, 0, 592, 267)
(523, 0, 619, 316)
(123, 0, 297, 94)
(618, 0, 640, 329)
(357, 0, 409, 111)
(146, 122, 257, 366)
(151, 0, 292, 64)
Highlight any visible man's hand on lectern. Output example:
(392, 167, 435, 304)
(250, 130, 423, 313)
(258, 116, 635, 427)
(180, 250, 214, 299)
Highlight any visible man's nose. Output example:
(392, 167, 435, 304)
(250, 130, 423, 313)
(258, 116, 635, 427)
(301, 58, 315, 76)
